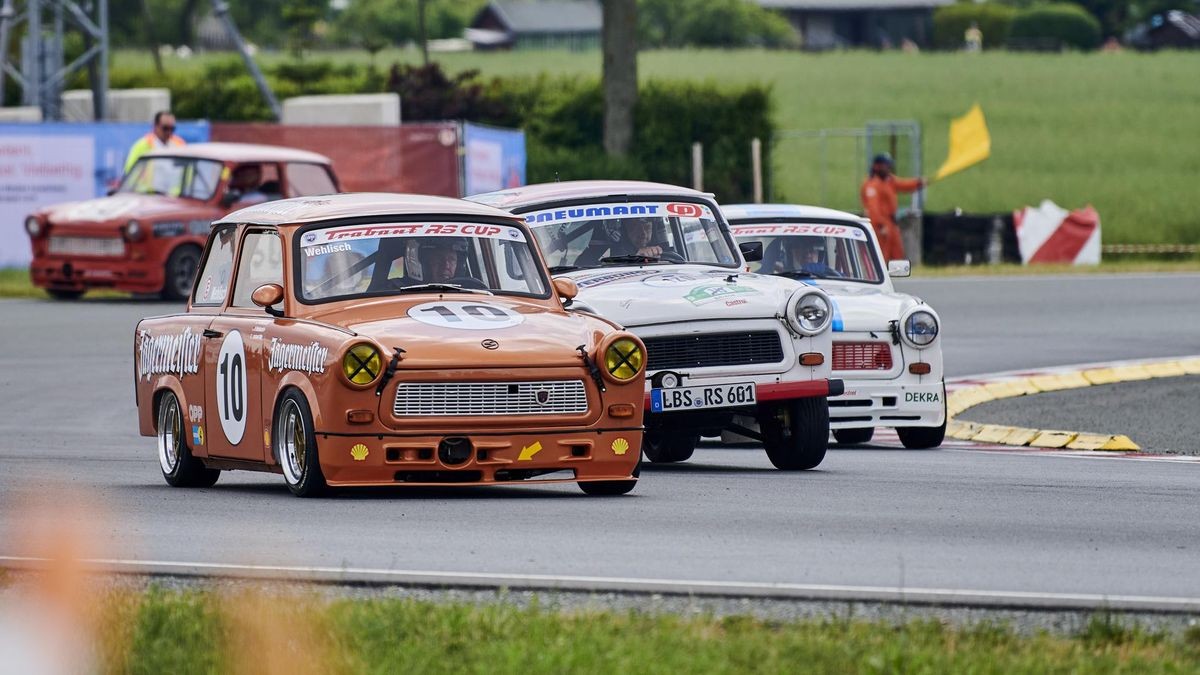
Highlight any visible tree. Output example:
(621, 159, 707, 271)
(602, 0, 637, 157)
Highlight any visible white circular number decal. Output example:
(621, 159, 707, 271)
(407, 301, 524, 331)
(215, 330, 247, 445)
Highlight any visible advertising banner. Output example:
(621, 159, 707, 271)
(0, 121, 210, 267)
(463, 122, 526, 196)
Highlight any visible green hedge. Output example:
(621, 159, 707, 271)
(1009, 3, 1103, 50)
(932, 3, 1017, 50)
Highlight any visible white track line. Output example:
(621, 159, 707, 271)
(2, 556, 1199, 614)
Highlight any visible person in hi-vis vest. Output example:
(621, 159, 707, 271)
(124, 111, 185, 174)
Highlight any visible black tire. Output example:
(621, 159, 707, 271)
(274, 390, 328, 497)
(759, 398, 829, 470)
(897, 420, 947, 450)
(161, 245, 202, 302)
(157, 391, 220, 488)
(47, 288, 85, 300)
(833, 427, 875, 445)
(578, 447, 640, 496)
(643, 432, 698, 464)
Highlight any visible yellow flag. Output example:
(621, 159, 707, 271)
(934, 104, 990, 181)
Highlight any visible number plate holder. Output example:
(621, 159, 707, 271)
(649, 381, 757, 413)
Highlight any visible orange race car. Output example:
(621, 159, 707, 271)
(133, 193, 647, 496)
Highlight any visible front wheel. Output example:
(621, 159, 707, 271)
(274, 391, 328, 497)
(157, 391, 220, 487)
(897, 420, 947, 449)
(578, 450, 640, 496)
(759, 398, 829, 470)
(47, 288, 85, 301)
(833, 427, 875, 445)
(161, 245, 201, 302)
(643, 432, 698, 463)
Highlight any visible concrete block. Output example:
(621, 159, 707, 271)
(282, 93, 401, 127)
(61, 88, 172, 122)
(0, 106, 42, 122)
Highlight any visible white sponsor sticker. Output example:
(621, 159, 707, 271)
(730, 224, 868, 241)
(301, 223, 526, 247)
(268, 338, 329, 374)
(407, 301, 524, 330)
(215, 330, 248, 445)
(522, 201, 715, 228)
(137, 327, 203, 381)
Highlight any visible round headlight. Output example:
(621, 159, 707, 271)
(903, 309, 939, 348)
(24, 216, 42, 237)
(604, 337, 645, 383)
(124, 219, 143, 240)
(342, 343, 382, 386)
(788, 290, 832, 336)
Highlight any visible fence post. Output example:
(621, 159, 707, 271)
(691, 142, 703, 192)
(751, 137, 763, 204)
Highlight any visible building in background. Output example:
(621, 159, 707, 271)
(466, 0, 602, 51)
(758, 0, 951, 50)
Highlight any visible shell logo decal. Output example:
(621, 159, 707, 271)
(350, 444, 370, 461)
(611, 438, 630, 455)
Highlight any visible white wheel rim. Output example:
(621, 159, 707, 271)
(277, 399, 306, 485)
(157, 394, 181, 475)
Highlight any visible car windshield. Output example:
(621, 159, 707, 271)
(521, 200, 740, 271)
(119, 157, 223, 200)
(296, 221, 550, 302)
(730, 222, 884, 283)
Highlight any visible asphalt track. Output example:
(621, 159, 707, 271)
(2, 273, 1199, 608)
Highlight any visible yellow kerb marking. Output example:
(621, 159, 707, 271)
(1029, 373, 1089, 392)
(1145, 361, 1187, 378)
(1001, 427, 1040, 446)
(1108, 365, 1152, 381)
(1180, 358, 1200, 375)
(1082, 368, 1121, 385)
(972, 424, 1018, 444)
(1029, 430, 1077, 448)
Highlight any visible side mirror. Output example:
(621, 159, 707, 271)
(738, 241, 763, 263)
(251, 283, 285, 316)
(552, 277, 578, 302)
(887, 259, 912, 278)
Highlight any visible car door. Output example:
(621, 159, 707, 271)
(202, 227, 282, 462)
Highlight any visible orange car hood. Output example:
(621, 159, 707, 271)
(42, 193, 206, 225)
(307, 297, 604, 369)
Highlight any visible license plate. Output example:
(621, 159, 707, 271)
(650, 381, 757, 413)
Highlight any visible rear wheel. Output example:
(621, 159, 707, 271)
(898, 420, 947, 449)
(578, 449, 640, 496)
(161, 245, 201, 302)
(157, 391, 219, 487)
(759, 398, 829, 470)
(833, 427, 875, 445)
(274, 390, 328, 497)
(643, 432, 698, 464)
(47, 288, 85, 300)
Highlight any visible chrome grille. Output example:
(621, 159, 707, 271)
(394, 380, 589, 416)
(48, 236, 125, 257)
(643, 331, 784, 371)
(833, 341, 893, 370)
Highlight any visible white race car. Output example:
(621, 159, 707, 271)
(723, 203, 945, 449)
(469, 181, 843, 470)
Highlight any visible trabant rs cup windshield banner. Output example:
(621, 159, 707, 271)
(522, 202, 716, 227)
(730, 223, 868, 241)
(301, 223, 527, 248)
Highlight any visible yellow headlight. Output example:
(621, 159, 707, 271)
(604, 338, 644, 382)
(342, 344, 382, 386)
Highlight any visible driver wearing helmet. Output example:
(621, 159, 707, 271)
(782, 237, 840, 277)
(423, 239, 460, 283)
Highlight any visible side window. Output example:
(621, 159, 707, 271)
(183, 161, 222, 200)
(231, 231, 284, 307)
(286, 163, 338, 197)
(193, 226, 238, 306)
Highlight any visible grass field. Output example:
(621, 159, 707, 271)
(34, 587, 1193, 673)
(115, 48, 1200, 246)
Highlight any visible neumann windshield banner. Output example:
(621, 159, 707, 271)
(522, 201, 716, 226)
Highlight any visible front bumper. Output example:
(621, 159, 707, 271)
(31, 255, 163, 294)
(313, 426, 642, 487)
(830, 379, 946, 429)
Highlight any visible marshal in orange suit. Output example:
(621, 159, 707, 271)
(860, 153, 925, 262)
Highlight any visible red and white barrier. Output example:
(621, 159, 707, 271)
(1013, 200, 1100, 265)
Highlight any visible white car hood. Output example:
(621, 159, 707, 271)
(806, 279, 923, 332)
(562, 265, 809, 327)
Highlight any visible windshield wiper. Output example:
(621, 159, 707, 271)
(600, 254, 661, 265)
(549, 265, 580, 274)
(393, 283, 493, 296)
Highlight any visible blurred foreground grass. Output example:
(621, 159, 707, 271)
(73, 587, 1200, 674)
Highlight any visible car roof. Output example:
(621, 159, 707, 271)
(723, 203, 869, 224)
(467, 180, 714, 210)
(214, 192, 524, 227)
(143, 142, 332, 165)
